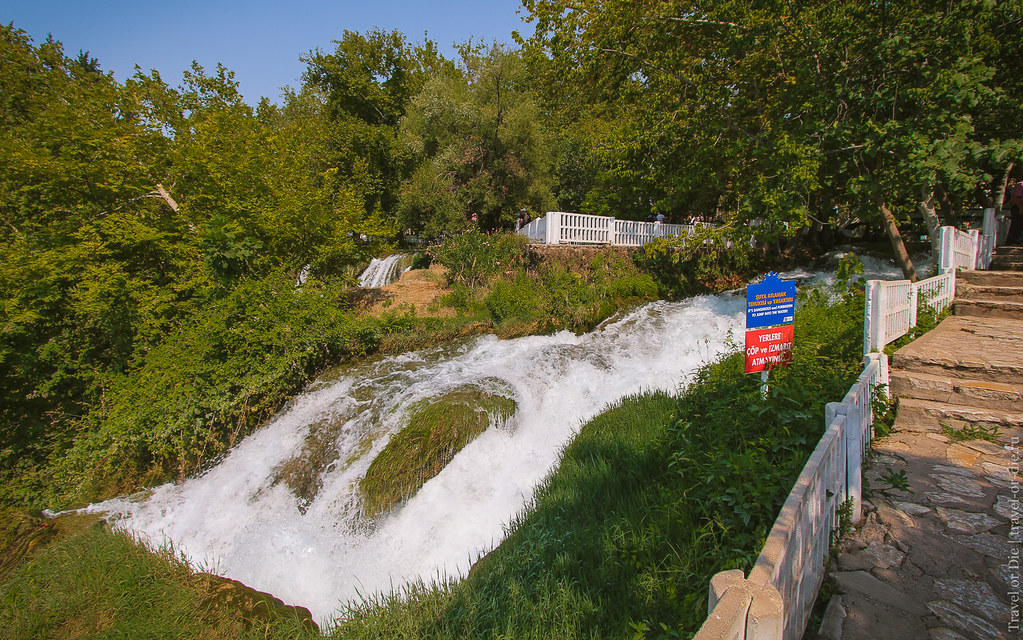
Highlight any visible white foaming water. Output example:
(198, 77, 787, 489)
(88, 292, 746, 624)
(86, 251, 911, 626)
(358, 254, 411, 287)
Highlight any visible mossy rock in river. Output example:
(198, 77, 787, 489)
(360, 381, 516, 517)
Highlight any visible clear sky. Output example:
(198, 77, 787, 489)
(2, 0, 535, 104)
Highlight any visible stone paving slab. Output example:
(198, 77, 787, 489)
(826, 433, 1021, 640)
(891, 316, 1023, 384)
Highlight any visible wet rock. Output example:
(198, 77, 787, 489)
(926, 600, 1004, 640)
(931, 473, 985, 498)
(933, 578, 1006, 625)
(196, 573, 319, 633)
(934, 507, 1002, 534)
(994, 495, 1019, 521)
(929, 627, 968, 640)
(893, 500, 931, 516)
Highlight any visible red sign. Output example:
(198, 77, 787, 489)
(744, 325, 794, 373)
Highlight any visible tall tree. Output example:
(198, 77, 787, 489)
(396, 44, 555, 236)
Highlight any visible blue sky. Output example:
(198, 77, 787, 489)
(2, 0, 534, 104)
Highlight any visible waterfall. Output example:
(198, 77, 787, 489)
(359, 254, 412, 288)
(85, 252, 909, 626)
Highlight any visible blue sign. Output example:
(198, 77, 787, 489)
(746, 273, 796, 329)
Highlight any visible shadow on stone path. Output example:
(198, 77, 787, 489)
(823, 427, 1021, 640)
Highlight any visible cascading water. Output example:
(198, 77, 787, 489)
(358, 254, 412, 288)
(86, 252, 911, 626)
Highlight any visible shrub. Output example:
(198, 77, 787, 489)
(431, 227, 527, 289)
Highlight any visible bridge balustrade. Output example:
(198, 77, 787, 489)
(519, 211, 698, 246)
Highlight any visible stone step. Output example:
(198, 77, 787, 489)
(958, 270, 1023, 287)
(890, 316, 1023, 386)
(889, 370, 1023, 411)
(893, 396, 1023, 432)
(954, 299, 1023, 320)
(956, 282, 1023, 300)
(990, 255, 1023, 271)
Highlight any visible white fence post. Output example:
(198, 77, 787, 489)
(863, 280, 882, 355)
(938, 227, 953, 273)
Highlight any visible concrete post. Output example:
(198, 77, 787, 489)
(746, 582, 785, 640)
(844, 396, 863, 524)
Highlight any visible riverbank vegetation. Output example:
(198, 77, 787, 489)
(0, 266, 868, 638)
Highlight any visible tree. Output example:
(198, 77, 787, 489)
(397, 44, 555, 236)
(301, 29, 451, 218)
(522, 0, 1023, 277)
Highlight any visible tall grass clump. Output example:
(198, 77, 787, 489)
(327, 264, 867, 639)
(360, 383, 517, 517)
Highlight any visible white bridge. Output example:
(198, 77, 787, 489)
(519, 211, 702, 246)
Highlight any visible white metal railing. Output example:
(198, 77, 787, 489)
(694, 353, 887, 640)
(939, 225, 980, 272)
(520, 216, 547, 243)
(862, 271, 955, 355)
(519, 211, 698, 246)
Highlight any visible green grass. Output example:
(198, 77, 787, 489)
(333, 391, 694, 639)
(360, 383, 517, 517)
(940, 422, 1002, 444)
(0, 524, 319, 640)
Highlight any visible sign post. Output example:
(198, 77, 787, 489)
(745, 273, 796, 392)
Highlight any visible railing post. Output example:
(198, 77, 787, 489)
(969, 229, 980, 270)
(863, 280, 882, 355)
(608, 217, 616, 245)
(545, 212, 560, 245)
(843, 397, 863, 524)
(909, 282, 918, 329)
(938, 226, 953, 273)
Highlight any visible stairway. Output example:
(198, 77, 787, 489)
(890, 246, 1023, 432)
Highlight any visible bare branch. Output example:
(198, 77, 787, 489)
(154, 183, 180, 213)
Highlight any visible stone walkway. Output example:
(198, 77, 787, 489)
(826, 429, 1021, 640)
(822, 254, 1023, 640)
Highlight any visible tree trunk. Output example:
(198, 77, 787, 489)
(918, 185, 942, 259)
(934, 184, 958, 227)
(875, 195, 918, 282)
(993, 162, 1015, 211)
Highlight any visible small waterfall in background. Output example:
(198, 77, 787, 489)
(358, 254, 413, 288)
(86, 252, 908, 626)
